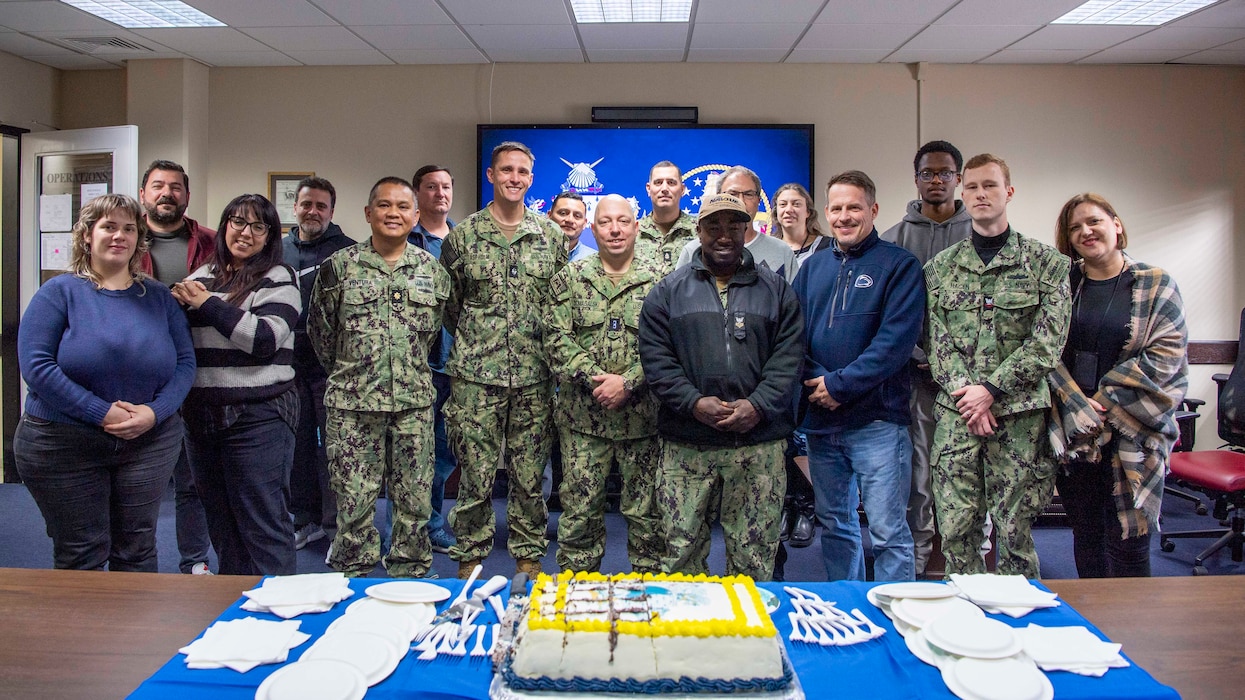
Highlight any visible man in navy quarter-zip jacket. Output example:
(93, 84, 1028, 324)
(792, 170, 925, 582)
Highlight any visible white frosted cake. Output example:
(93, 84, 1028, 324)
(502, 571, 789, 694)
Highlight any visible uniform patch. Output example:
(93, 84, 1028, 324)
(410, 275, 434, 294)
(855, 275, 874, 288)
(733, 312, 747, 341)
(609, 317, 622, 331)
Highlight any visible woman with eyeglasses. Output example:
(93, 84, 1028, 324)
(1047, 193, 1187, 578)
(771, 183, 831, 265)
(171, 194, 301, 575)
(16, 194, 195, 571)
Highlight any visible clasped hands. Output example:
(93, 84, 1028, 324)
(170, 278, 211, 310)
(102, 401, 156, 440)
(693, 396, 761, 433)
(591, 374, 631, 410)
(952, 384, 997, 437)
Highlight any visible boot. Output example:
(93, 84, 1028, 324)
(456, 559, 482, 580)
(789, 494, 816, 548)
(516, 558, 543, 577)
(779, 506, 792, 542)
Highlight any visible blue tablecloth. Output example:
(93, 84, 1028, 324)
(128, 579, 1180, 700)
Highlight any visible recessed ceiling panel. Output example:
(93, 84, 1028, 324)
(1009, 24, 1153, 50)
(798, 22, 923, 51)
(464, 23, 580, 51)
(578, 22, 686, 51)
(934, 0, 1085, 26)
(439, 0, 571, 25)
(352, 24, 473, 51)
(695, 0, 825, 24)
(981, 48, 1098, 62)
(314, 0, 452, 25)
(242, 25, 372, 52)
(189, 0, 335, 27)
(132, 26, 273, 52)
(815, 0, 957, 25)
(691, 23, 806, 49)
(283, 49, 392, 65)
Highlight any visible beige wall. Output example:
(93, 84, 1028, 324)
(44, 58, 1245, 445)
(0, 51, 59, 132)
(59, 69, 126, 130)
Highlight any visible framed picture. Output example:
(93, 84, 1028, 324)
(268, 171, 313, 231)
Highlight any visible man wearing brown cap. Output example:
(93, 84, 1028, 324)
(638, 194, 805, 580)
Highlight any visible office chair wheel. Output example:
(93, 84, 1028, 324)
(1196, 504, 1209, 516)
(1192, 565, 1209, 576)
(1161, 539, 1175, 553)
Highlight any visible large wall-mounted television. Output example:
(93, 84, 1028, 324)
(476, 123, 814, 250)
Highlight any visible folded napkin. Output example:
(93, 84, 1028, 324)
(1017, 624, 1129, 677)
(240, 573, 355, 618)
(179, 617, 311, 673)
(950, 574, 1061, 614)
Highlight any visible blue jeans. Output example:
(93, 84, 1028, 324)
(808, 421, 915, 582)
(426, 371, 456, 534)
(172, 443, 213, 572)
(186, 398, 297, 575)
(289, 368, 335, 529)
(15, 413, 184, 571)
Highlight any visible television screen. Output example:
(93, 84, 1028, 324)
(477, 124, 814, 250)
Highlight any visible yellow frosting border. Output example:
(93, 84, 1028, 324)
(525, 571, 776, 638)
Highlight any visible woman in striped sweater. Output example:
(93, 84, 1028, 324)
(171, 194, 301, 575)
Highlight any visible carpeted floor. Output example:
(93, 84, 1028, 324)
(1, 481, 1242, 579)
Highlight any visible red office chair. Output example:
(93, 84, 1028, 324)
(1160, 309, 1245, 575)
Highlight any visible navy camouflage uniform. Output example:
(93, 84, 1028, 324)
(925, 229, 1071, 577)
(545, 254, 663, 573)
(638, 211, 697, 278)
(309, 240, 449, 578)
(440, 207, 567, 566)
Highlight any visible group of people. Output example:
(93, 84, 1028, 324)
(15, 138, 1189, 584)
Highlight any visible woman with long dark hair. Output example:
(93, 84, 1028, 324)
(1048, 193, 1188, 577)
(171, 193, 301, 575)
(16, 194, 194, 571)
(770, 183, 831, 265)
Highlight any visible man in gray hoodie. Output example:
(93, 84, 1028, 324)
(881, 140, 972, 577)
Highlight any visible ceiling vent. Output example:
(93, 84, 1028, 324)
(57, 36, 156, 54)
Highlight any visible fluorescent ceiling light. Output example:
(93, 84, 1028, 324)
(62, 1, 225, 28)
(570, 0, 692, 23)
(1052, 0, 1219, 26)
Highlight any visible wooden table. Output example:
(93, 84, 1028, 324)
(1, 568, 1240, 700)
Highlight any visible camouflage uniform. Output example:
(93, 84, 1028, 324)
(440, 206, 567, 564)
(545, 254, 662, 573)
(308, 240, 449, 578)
(638, 211, 697, 278)
(924, 229, 1071, 577)
(659, 440, 786, 581)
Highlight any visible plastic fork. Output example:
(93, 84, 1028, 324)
(850, 608, 887, 639)
(470, 625, 488, 657)
(787, 612, 809, 643)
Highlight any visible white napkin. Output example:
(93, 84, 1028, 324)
(950, 574, 1061, 614)
(1017, 624, 1129, 676)
(240, 573, 354, 618)
(179, 617, 311, 673)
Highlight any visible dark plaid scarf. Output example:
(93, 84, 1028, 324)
(1048, 257, 1188, 539)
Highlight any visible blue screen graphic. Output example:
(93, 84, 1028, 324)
(477, 124, 814, 250)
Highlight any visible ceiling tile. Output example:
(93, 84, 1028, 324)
(884, 47, 997, 63)
(386, 48, 487, 64)
(901, 24, 1039, 51)
(934, 0, 1084, 26)
(314, 0, 451, 25)
(695, 0, 825, 24)
(352, 25, 473, 51)
(1172, 48, 1245, 64)
(578, 23, 686, 51)
(283, 49, 393, 65)
(1110, 26, 1245, 50)
(1076, 48, 1192, 63)
(1169, 0, 1245, 28)
(691, 23, 806, 49)
(487, 48, 584, 62)
(463, 24, 579, 51)
(586, 49, 685, 62)
(797, 23, 923, 51)
(185, 0, 335, 27)
(185, 50, 300, 66)
(0, 29, 73, 54)
(686, 48, 788, 62)
(0, 0, 119, 32)
(1010, 25, 1152, 51)
(981, 48, 1097, 63)
(440, 0, 570, 25)
(131, 27, 273, 52)
(786, 48, 892, 63)
(242, 26, 372, 52)
(30, 53, 121, 69)
(815, 0, 957, 25)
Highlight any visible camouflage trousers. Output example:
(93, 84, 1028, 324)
(930, 406, 1056, 578)
(325, 406, 434, 578)
(658, 439, 785, 581)
(554, 427, 662, 574)
(446, 378, 552, 563)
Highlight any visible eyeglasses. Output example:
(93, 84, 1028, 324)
(227, 216, 270, 236)
(723, 189, 760, 200)
(917, 170, 959, 183)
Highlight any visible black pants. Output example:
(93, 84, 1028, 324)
(1056, 456, 1151, 578)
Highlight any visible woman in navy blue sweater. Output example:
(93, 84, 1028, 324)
(171, 194, 301, 575)
(16, 194, 195, 571)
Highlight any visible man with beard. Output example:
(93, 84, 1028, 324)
(138, 159, 216, 575)
(881, 140, 974, 577)
(638, 161, 695, 277)
(282, 177, 353, 551)
(639, 193, 804, 580)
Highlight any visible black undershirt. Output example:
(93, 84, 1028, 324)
(972, 228, 1009, 265)
(1063, 268, 1133, 391)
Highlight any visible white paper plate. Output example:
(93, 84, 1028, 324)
(326, 614, 412, 650)
(892, 615, 919, 639)
(340, 598, 432, 640)
(943, 656, 1053, 700)
(891, 595, 984, 629)
(905, 627, 949, 668)
(366, 581, 451, 604)
(870, 582, 960, 600)
(302, 630, 402, 687)
(924, 613, 1023, 660)
(255, 659, 366, 700)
